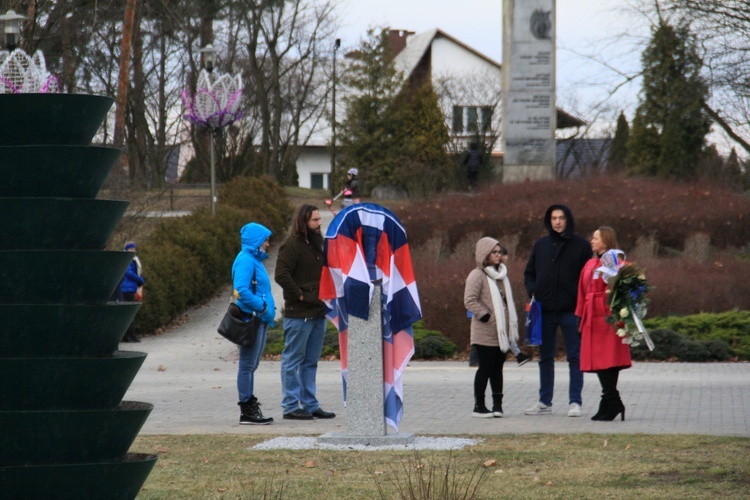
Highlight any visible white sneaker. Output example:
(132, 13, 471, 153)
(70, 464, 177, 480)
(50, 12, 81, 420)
(525, 402, 552, 415)
(567, 403, 582, 417)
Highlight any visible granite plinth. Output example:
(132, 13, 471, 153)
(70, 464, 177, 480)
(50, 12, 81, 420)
(317, 432, 415, 447)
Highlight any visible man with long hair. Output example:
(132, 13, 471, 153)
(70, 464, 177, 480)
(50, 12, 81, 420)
(274, 205, 336, 420)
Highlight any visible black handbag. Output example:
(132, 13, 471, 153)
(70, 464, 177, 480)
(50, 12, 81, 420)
(217, 304, 261, 348)
(217, 270, 261, 348)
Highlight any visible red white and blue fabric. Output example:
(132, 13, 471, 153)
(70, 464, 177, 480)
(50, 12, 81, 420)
(320, 203, 422, 431)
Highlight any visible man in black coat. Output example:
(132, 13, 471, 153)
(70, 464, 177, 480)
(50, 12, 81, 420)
(523, 204, 592, 417)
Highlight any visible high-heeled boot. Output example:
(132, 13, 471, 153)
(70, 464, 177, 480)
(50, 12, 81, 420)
(598, 395, 625, 421)
(590, 396, 608, 421)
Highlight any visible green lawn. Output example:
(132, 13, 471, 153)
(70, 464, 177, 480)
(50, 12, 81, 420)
(133, 433, 750, 499)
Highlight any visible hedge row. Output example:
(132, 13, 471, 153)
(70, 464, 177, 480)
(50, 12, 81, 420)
(265, 321, 458, 361)
(396, 177, 750, 354)
(134, 176, 292, 334)
(394, 177, 750, 254)
(643, 310, 750, 360)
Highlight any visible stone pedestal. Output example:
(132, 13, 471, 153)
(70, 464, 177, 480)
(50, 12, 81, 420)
(318, 286, 414, 446)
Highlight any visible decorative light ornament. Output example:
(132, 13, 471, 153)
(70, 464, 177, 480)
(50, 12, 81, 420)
(0, 49, 59, 94)
(181, 68, 243, 129)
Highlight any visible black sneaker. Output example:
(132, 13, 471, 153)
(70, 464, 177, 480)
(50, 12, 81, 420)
(239, 398, 273, 425)
(516, 352, 532, 366)
(311, 408, 336, 419)
(283, 409, 314, 420)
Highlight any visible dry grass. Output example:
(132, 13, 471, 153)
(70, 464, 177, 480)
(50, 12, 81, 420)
(132, 433, 750, 499)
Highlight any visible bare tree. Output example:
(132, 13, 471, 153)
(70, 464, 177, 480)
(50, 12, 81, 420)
(658, 0, 750, 155)
(236, 0, 337, 181)
(432, 69, 503, 158)
(113, 0, 138, 148)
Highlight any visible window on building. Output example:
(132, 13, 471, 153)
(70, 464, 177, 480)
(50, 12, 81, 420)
(452, 106, 494, 135)
(452, 106, 463, 133)
(466, 107, 478, 132)
(481, 107, 492, 132)
(311, 173, 324, 190)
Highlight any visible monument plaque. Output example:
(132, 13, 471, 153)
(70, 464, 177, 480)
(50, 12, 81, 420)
(502, 0, 556, 181)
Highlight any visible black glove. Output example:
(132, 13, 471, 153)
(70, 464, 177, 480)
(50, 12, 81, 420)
(479, 313, 491, 323)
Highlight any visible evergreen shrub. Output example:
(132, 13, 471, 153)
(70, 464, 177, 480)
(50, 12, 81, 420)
(134, 177, 293, 334)
(643, 311, 750, 360)
(218, 175, 292, 235)
(263, 321, 457, 360)
(413, 321, 458, 359)
(630, 328, 734, 361)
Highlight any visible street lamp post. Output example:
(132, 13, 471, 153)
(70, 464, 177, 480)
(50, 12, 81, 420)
(197, 44, 218, 216)
(330, 38, 340, 196)
(0, 9, 27, 52)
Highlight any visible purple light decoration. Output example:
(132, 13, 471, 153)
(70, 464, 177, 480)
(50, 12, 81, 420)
(182, 69, 244, 129)
(0, 49, 59, 94)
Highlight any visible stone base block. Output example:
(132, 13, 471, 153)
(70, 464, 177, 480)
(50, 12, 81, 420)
(501, 164, 555, 183)
(317, 432, 415, 447)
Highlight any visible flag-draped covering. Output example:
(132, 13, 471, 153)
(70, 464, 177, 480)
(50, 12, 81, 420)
(319, 203, 422, 431)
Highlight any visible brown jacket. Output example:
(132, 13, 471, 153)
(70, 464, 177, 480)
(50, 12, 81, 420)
(274, 234, 326, 318)
(464, 237, 504, 347)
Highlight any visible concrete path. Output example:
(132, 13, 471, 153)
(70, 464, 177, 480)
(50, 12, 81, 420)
(123, 281, 750, 439)
(122, 207, 750, 437)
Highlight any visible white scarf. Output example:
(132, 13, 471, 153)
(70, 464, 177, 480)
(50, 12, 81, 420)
(483, 264, 519, 353)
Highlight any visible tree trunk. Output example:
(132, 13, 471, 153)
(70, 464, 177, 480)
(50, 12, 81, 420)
(114, 0, 138, 149)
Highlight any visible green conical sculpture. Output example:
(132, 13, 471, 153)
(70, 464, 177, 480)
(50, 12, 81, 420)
(0, 93, 156, 499)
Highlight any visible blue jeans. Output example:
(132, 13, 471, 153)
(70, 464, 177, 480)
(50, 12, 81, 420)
(237, 323, 268, 403)
(280, 316, 326, 414)
(538, 311, 583, 406)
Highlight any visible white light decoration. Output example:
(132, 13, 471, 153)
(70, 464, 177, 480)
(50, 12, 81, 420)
(0, 49, 59, 94)
(181, 69, 243, 129)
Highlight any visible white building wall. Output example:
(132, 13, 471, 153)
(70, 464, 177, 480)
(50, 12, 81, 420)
(431, 38, 499, 77)
(430, 38, 504, 156)
(296, 147, 332, 189)
(293, 31, 506, 185)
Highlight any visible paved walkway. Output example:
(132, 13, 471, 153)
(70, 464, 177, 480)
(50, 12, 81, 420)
(123, 282, 750, 438)
(123, 208, 750, 437)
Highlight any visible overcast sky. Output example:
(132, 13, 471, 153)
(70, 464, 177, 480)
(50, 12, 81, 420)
(334, 0, 653, 132)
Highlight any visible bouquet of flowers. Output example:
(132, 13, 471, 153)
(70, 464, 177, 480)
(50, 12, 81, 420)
(606, 262, 654, 350)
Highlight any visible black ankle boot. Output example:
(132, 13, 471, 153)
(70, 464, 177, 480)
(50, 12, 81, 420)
(591, 397, 608, 421)
(598, 397, 625, 421)
(472, 396, 493, 418)
(491, 393, 504, 417)
(239, 397, 273, 425)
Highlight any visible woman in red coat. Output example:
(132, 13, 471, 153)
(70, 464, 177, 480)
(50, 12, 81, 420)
(575, 226, 631, 421)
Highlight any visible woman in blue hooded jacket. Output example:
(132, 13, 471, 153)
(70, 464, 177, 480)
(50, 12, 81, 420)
(232, 222, 276, 425)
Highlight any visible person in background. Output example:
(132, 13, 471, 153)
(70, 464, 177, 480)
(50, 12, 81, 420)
(523, 204, 591, 417)
(120, 241, 144, 343)
(464, 237, 519, 418)
(576, 226, 631, 421)
(341, 168, 360, 207)
(463, 141, 482, 191)
(274, 205, 336, 420)
(233, 222, 277, 425)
